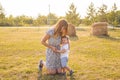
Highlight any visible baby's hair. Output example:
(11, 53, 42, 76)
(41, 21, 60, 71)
(61, 36, 69, 40)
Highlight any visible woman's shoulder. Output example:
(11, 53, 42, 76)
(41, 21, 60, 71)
(46, 27, 54, 36)
(48, 27, 54, 32)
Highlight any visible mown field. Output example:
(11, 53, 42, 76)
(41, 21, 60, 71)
(0, 27, 120, 80)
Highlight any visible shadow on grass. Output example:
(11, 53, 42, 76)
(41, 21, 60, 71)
(37, 71, 76, 80)
(76, 28, 87, 31)
(96, 35, 120, 41)
(69, 36, 79, 41)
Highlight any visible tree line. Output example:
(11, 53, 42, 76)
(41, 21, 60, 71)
(0, 2, 120, 27)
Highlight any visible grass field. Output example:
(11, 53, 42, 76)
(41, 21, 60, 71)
(0, 27, 120, 80)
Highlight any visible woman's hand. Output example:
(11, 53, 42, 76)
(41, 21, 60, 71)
(50, 46, 57, 52)
(54, 49, 66, 53)
(61, 49, 66, 53)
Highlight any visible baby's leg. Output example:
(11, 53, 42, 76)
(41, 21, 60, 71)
(65, 66, 74, 76)
(65, 66, 71, 72)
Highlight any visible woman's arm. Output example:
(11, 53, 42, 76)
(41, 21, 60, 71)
(41, 34, 56, 52)
(56, 49, 66, 53)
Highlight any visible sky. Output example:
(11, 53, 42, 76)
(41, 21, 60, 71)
(0, 0, 120, 18)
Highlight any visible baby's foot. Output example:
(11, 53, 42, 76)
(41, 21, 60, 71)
(69, 70, 74, 76)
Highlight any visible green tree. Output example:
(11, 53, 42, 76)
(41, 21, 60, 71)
(86, 2, 96, 24)
(116, 10, 120, 26)
(14, 16, 23, 26)
(5, 15, 15, 26)
(82, 16, 91, 25)
(13, 15, 33, 26)
(0, 3, 6, 26)
(0, 2, 3, 14)
(47, 13, 58, 25)
(66, 3, 80, 26)
(22, 16, 33, 26)
(96, 4, 108, 22)
(107, 3, 118, 27)
(33, 15, 47, 26)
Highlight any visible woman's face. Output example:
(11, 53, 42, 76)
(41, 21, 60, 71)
(61, 27, 67, 36)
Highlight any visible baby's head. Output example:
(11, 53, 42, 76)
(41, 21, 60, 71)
(61, 36, 69, 44)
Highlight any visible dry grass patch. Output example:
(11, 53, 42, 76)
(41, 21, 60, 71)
(0, 27, 120, 80)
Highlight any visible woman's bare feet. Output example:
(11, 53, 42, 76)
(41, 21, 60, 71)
(38, 60, 43, 71)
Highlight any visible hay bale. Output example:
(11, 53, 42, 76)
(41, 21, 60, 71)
(91, 22, 108, 36)
(67, 23, 77, 37)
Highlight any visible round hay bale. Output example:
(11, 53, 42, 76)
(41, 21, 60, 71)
(91, 22, 108, 36)
(67, 23, 77, 37)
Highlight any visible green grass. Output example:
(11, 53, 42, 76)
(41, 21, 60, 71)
(0, 27, 120, 80)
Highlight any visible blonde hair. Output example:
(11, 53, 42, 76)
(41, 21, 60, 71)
(54, 19, 68, 37)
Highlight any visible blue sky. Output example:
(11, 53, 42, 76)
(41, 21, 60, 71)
(0, 0, 120, 18)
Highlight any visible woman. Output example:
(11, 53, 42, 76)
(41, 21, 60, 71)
(40, 19, 68, 74)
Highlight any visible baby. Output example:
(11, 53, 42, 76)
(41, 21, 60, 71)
(56, 36, 74, 75)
